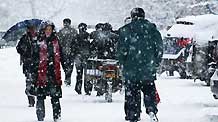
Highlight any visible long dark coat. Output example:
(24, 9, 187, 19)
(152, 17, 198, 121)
(32, 33, 62, 98)
(117, 18, 163, 81)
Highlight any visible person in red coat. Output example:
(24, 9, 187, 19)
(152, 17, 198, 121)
(31, 20, 62, 122)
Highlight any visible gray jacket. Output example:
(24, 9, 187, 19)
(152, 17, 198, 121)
(58, 26, 78, 56)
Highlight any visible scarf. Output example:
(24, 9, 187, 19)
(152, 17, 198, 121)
(36, 37, 62, 87)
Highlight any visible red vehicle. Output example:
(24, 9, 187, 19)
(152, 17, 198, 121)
(159, 36, 193, 78)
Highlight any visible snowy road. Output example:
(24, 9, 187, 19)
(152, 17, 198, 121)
(0, 47, 218, 122)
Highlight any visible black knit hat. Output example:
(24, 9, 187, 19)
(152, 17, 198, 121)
(130, 7, 145, 19)
(63, 18, 71, 25)
(39, 20, 55, 30)
(78, 23, 87, 29)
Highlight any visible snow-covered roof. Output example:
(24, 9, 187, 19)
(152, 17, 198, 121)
(167, 24, 195, 38)
(166, 14, 218, 45)
(176, 14, 218, 27)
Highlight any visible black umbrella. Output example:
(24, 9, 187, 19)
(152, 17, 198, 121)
(2, 19, 43, 43)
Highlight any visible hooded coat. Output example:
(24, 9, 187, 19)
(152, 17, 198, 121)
(117, 18, 163, 81)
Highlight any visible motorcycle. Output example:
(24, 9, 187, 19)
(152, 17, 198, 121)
(85, 58, 122, 102)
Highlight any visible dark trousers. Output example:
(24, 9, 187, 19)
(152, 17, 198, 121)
(124, 80, 158, 121)
(62, 54, 74, 85)
(75, 58, 92, 95)
(64, 67, 73, 84)
(27, 96, 35, 106)
(25, 71, 35, 106)
(36, 96, 61, 121)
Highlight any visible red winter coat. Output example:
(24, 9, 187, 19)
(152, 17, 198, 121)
(32, 33, 62, 87)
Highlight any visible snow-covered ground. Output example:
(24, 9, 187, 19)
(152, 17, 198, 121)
(1, 47, 218, 122)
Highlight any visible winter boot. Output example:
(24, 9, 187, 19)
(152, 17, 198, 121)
(28, 104, 34, 107)
(75, 89, 82, 95)
(85, 92, 91, 96)
(148, 112, 158, 122)
(64, 79, 71, 86)
(51, 98, 61, 122)
(54, 118, 61, 122)
(125, 116, 141, 121)
(129, 121, 138, 122)
(36, 99, 45, 121)
(28, 96, 35, 107)
(38, 118, 44, 121)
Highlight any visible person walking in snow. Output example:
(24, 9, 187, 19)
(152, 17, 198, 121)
(57, 18, 77, 86)
(90, 23, 118, 60)
(89, 23, 104, 58)
(117, 7, 163, 122)
(31, 21, 63, 122)
(90, 23, 119, 96)
(74, 23, 92, 95)
(16, 24, 37, 107)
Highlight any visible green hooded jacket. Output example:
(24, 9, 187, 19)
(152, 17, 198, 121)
(117, 18, 163, 82)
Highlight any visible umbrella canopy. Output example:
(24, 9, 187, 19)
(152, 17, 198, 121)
(2, 19, 42, 42)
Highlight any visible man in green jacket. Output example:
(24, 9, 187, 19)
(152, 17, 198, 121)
(117, 8, 163, 122)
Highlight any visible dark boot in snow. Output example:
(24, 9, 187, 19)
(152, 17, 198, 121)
(84, 80, 93, 95)
(36, 98, 45, 121)
(54, 118, 61, 122)
(28, 104, 34, 107)
(85, 92, 91, 96)
(64, 78, 71, 86)
(64, 70, 72, 86)
(28, 96, 35, 107)
(96, 91, 104, 96)
(75, 89, 82, 95)
(125, 116, 140, 121)
(51, 98, 61, 122)
(38, 118, 44, 121)
(148, 112, 158, 122)
(75, 75, 82, 95)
